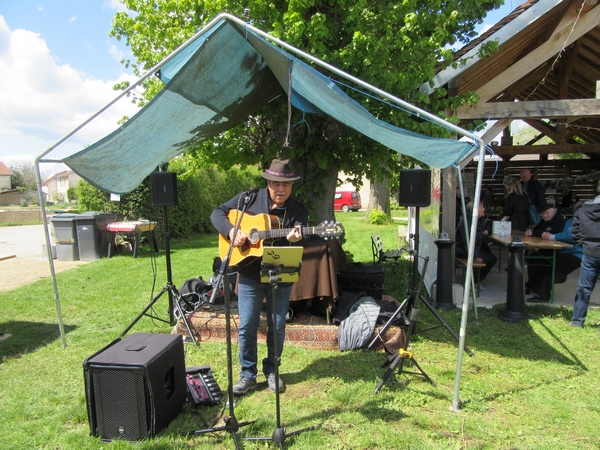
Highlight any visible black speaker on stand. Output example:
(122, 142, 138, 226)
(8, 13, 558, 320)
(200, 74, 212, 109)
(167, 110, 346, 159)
(398, 170, 473, 357)
(120, 171, 197, 345)
(151, 172, 179, 207)
(399, 169, 431, 289)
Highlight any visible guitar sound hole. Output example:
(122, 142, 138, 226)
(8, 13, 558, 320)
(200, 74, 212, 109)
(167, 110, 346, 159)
(248, 229, 259, 244)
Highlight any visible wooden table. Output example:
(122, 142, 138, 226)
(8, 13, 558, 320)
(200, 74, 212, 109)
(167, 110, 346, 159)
(107, 220, 158, 258)
(487, 234, 572, 304)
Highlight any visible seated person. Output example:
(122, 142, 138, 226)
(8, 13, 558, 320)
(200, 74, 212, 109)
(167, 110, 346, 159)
(455, 200, 497, 290)
(524, 203, 567, 301)
(526, 202, 583, 302)
(525, 202, 566, 237)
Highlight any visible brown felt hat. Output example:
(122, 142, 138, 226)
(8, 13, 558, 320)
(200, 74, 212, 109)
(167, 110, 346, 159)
(261, 159, 300, 182)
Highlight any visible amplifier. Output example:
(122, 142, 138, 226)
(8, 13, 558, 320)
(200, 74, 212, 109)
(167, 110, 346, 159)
(186, 365, 223, 407)
(83, 333, 186, 442)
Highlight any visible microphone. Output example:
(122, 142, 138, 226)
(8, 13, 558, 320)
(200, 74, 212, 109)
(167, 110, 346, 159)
(243, 186, 260, 197)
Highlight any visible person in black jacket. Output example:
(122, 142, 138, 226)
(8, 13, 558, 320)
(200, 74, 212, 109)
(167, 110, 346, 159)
(501, 177, 530, 233)
(455, 200, 497, 289)
(569, 181, 600, 327)
(525, 203, 566, 238)
(524, 202, 566, 301)
(521, 168, 546, 225)
(520, 169, 546, 210)
(210, 159, 308, 395)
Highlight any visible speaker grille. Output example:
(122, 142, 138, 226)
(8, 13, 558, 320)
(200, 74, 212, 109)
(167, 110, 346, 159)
(92, 367, 150, 441)
(150, 172, 179, 207)
(399, 170, 431, 207)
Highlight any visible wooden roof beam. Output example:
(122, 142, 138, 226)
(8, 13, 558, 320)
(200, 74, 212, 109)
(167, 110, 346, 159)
(522, 118, 559, 141)
(492, 143, 600, 158)
(474, 6, 600, 103)
(456, 98, 600, 119)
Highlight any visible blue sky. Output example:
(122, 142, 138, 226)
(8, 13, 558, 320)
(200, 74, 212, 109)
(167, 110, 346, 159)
(0, 0, 522, 166)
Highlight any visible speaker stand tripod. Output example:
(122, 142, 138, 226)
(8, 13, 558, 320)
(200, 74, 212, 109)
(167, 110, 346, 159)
(374, 307, 435, 393)
(120, 205, 197, 346)
(189, 197, 254, 448)
(405, 211, 474, 357)
(245, 249, 314, 448)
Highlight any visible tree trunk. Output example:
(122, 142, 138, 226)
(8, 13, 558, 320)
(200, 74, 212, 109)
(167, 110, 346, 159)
(295, 158, 340, 224)
(368, 175, 390, 216)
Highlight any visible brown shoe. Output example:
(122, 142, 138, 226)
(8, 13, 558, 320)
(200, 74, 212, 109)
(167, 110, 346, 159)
(567, 322, 582, 328)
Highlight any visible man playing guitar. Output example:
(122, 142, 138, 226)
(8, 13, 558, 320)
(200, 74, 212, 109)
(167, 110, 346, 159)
(210, 159, 308, 396)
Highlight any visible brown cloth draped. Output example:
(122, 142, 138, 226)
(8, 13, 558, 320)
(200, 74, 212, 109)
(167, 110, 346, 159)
(290, 239, 347, 302)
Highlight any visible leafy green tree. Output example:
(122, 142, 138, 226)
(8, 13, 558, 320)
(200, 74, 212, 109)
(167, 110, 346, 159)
(8, 160, 37, 191)
(66, 187, 78, 203)
(110, 0, 502, 221)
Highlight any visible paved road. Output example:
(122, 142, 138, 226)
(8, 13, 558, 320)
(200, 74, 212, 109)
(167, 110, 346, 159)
(0, 224, 48, 259)
(0, 225, 89, 292)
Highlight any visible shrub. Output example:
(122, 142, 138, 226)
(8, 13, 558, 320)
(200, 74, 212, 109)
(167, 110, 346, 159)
(75, 163, 262, 240)
(368, 209, 393, 225)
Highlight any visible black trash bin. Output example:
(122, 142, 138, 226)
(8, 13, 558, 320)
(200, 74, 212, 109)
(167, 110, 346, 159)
(75, 212, 117, 261)
(51, 213, 79, 261)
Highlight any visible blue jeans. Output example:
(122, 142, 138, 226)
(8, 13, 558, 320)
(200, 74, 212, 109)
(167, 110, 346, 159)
(571, 254, 600, 326)
(237, 276, 291, 380)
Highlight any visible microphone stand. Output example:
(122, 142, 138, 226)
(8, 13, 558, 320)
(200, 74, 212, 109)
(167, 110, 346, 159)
(244, 250, 314, 448)
(188, 195, 254, 448)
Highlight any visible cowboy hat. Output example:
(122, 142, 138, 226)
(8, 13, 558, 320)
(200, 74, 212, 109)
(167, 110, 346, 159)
(261, 159, 300, 181)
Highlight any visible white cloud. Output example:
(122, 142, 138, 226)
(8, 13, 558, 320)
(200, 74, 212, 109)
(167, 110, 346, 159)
(0, 15, 139, 161)
(69, 16, 77, 23)
(104, 0, 129, 13)
(107, 42, 126, 64)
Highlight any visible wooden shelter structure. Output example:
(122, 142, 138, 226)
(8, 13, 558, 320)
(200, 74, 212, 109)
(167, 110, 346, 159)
(428, 0, 600, 236)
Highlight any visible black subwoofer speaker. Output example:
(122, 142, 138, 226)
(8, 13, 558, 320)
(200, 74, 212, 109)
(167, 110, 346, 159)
(150, 172, 179, 207)
(399, 169, 431, 207)
(83, 333, 186, 442)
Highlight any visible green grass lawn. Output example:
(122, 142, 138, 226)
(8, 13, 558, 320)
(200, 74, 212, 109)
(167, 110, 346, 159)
(1, 211, 599, 449)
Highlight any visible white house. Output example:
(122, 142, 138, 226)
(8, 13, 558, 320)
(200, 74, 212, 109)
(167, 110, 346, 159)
(42, 170, 82, 203)
(0, 162, 12, 192)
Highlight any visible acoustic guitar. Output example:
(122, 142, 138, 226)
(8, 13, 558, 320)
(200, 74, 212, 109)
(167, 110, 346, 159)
(218, 210, 344, 266)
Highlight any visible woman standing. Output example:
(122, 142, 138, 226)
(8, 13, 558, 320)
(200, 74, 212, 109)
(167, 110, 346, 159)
(502, 177, 530, 233)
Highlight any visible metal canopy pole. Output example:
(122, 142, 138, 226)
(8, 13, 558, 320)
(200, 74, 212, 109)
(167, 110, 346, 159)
(451, 140, 487, 411)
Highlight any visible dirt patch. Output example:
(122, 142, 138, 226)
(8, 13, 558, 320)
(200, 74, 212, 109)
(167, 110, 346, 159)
(0, 224, 91, 292)
(0, 256, 89, 292)
(0, 209, 44, 224)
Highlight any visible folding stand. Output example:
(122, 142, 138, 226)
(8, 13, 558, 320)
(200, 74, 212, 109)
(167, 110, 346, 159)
(189, 196, 255, 449)
(120, 205, 197, 346)
(374, 307, 435, 393)
(366, 246, 414, 351)
(405, 239, 475, 357)
(244, 247, 315, 448)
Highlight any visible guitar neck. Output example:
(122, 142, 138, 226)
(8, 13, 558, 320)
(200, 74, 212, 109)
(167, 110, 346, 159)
(258, 225, 317, 240)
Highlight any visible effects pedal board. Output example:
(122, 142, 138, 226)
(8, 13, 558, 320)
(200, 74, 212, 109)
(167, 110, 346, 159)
(185, 365, 223, 407)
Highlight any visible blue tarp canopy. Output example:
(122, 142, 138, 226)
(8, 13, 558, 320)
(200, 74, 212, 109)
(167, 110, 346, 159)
(40, 16, 476, 194)
(36, 15, 485, 409)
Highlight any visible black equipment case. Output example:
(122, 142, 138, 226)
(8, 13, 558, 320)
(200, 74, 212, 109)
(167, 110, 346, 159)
(337, 263, 384, 300)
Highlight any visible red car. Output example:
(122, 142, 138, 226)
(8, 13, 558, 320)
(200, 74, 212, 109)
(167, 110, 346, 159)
(334, 191, 362, 212)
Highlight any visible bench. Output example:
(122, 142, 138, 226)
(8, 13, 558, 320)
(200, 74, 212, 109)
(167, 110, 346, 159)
(455, 257, 486, 296)
(371, 234, 403, 268)
(397, 225, 408, 246)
